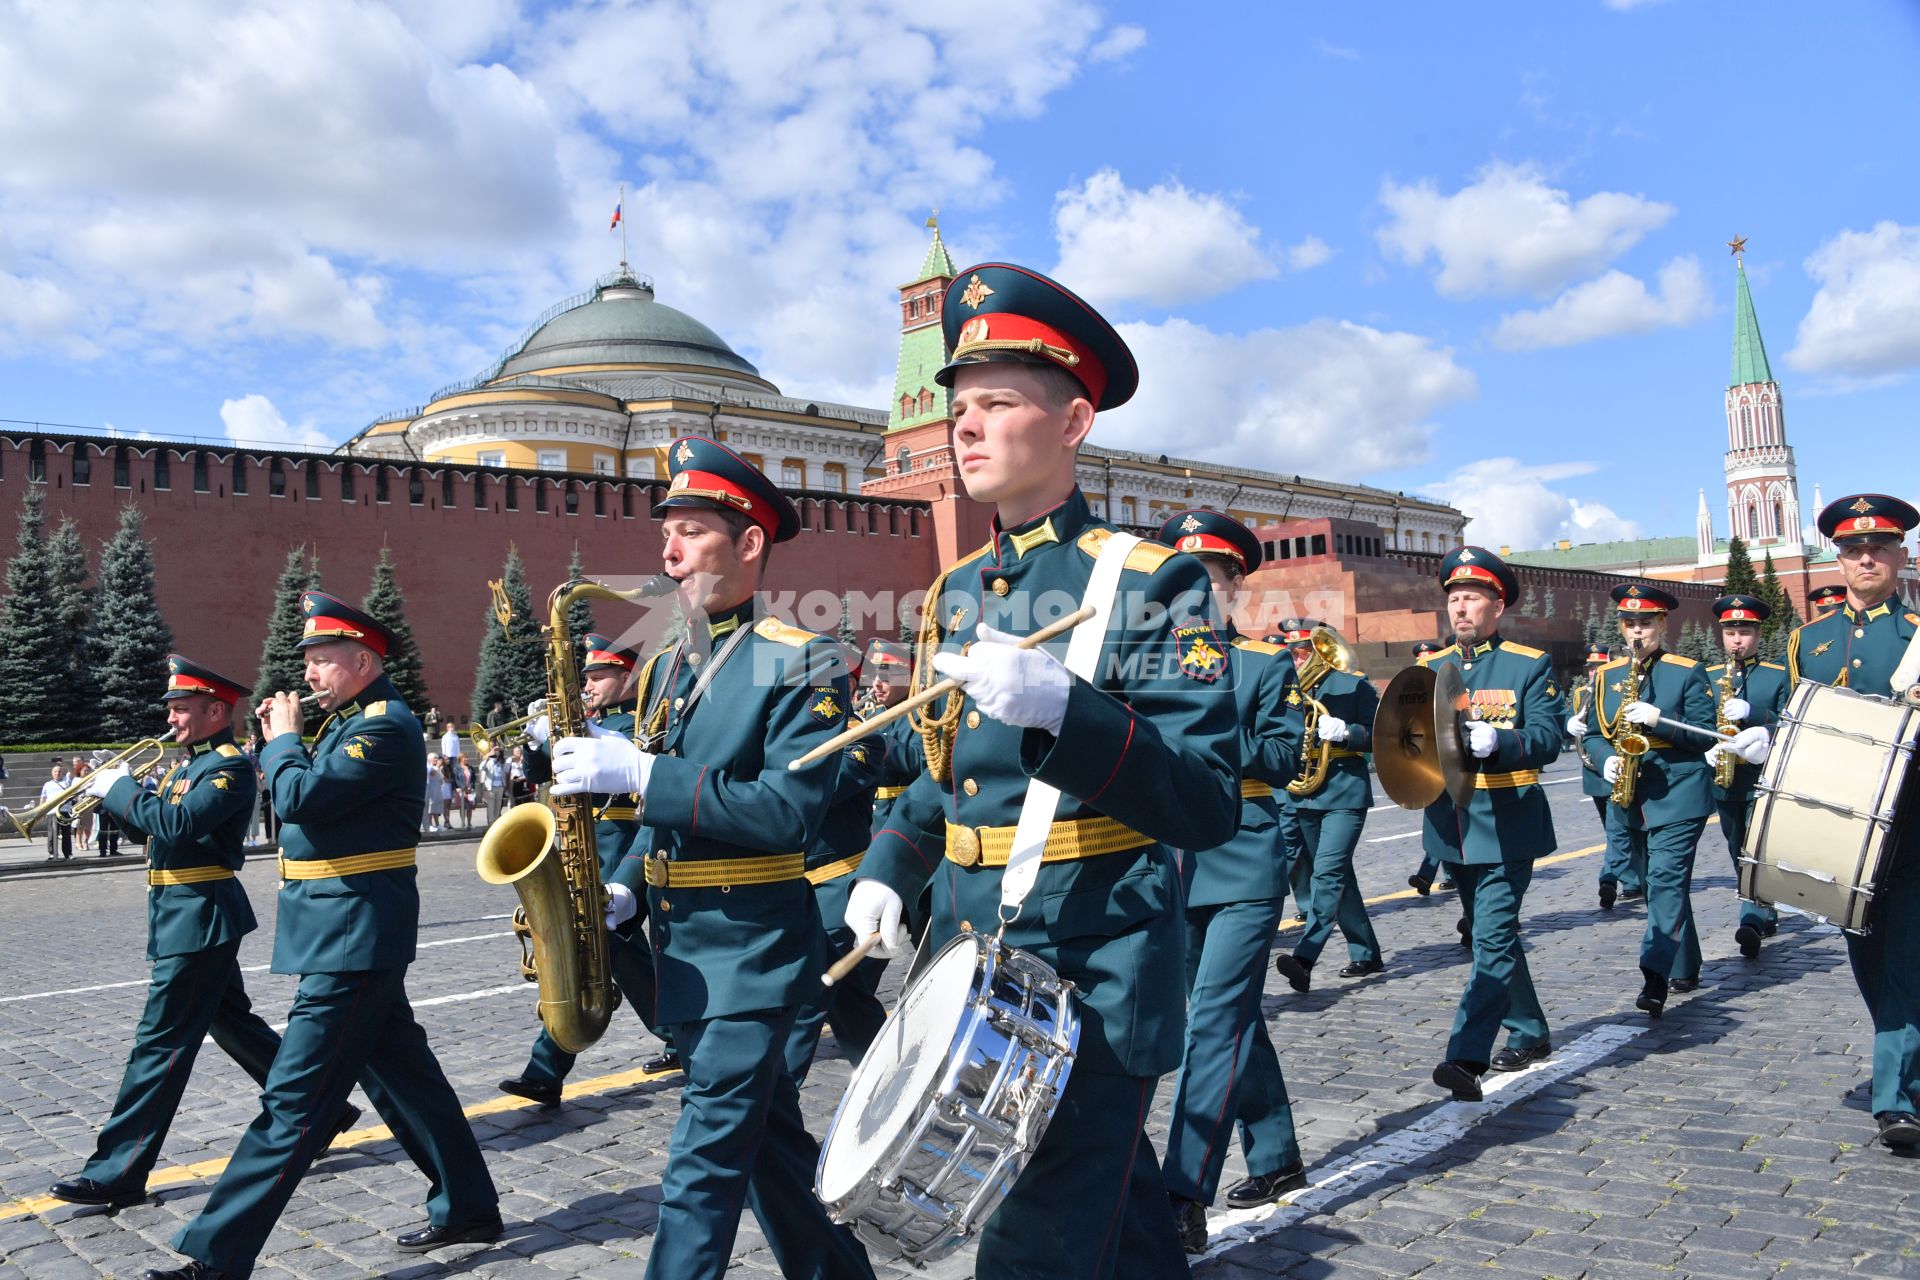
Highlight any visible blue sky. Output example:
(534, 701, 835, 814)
(1, 0, 1916, 549)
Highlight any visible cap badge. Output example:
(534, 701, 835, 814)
(1180, 515, 1202, 532)
(1627, 586, 1641, 596)
(676, 440, 694, 464)
(960, 275, 994, 309)
(1458, 548, 1475, 562)
(958, 316, 990, 346)
(1850, 497, 1875, 514)
(1852, 516, 1877, 530)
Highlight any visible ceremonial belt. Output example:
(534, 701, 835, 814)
(596, 805, 640, 823)
(1473, 769, 1538, 791)
(644, 851, 806, 889)
(874, 785, 908, 801)
(805, 852, 866, 885)
(1240, 779, 1274, 799)
(946, 814, 1151, 869)
(279, 847, 418, 880)
(148, 866, 237, 886)
(1327, 748, 1365, 760)
(1644, 736, 1675, 750)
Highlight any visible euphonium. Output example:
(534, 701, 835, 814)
(1606, 657, 1649, 808)
(1286, 627, 1360, 797)
(476, 577, 663, 1055)
(1712, 668, 1740, 788)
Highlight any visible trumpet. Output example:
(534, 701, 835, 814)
(472, 712, 538, 757)
(2, 734, 174, 840)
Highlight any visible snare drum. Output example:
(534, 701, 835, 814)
(814, 928, 1078, 1262)
(1741, 682, 1920, 933)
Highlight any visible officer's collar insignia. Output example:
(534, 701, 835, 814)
(960, 274, 994, 309)
(1810, 640, 1833, 657)
(808, 688, 843, 725)
(1457, 548, 1475, 562)
(676, 439, 694, 464)
(1471, 641, 1493, 657)
(1008, 517, 1059, 558)
(190, 740, 213, 756)
(344, 734, 374, 760)
(1180, 515, 1203, 533)
(1174, 625, 1225, 683)
(1850, 497, 1875, 514)
(710, 614, 742, 639)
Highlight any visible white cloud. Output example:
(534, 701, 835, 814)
(1785, 221, 1920, 380)
(219, 394, 335, 451)
(1088, 24, 1147, 62)
(1099, 317, 1477, 476)
(1425, 458, 1640, 550)
(1286, 236, 1333, 272)
(1313, 37, 1361, 60)
(1376, 161, 1674, 297)
(1052, 170, 1276, 309)
(1491, 256, 1711, 350)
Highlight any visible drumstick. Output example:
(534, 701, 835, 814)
(786, 605, 1097, 771)
(823, 933, 884, 986)
(1651, 714, 1736, 745)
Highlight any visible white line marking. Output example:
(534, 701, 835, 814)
(1364, 830, 1421, 843)
(1200, 1023, 1646, 1261)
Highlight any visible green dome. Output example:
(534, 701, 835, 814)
(499, 275, 762, 380)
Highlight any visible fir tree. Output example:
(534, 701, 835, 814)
(0, 484, 72, 743)
(47, 515, 100, 738)
(1757, 552, 1801, 662)
(1722, 535, 1759, 597)
(361, 544, 428, 710)
(91, 505, 174, 741)
(255, 545, 315, 706)
(564, 545, 596, 643)
(471, 545, 547, 723)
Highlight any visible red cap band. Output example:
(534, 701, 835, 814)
(1616, 597, 1667, 614)
(1838, 514, 1904, 536)
(167, 673, 242, 704)
(1719, 608, 1760, 622)
(1175, 533, 1248, 567)
(304, 615, 389, 657)
(952, 312, 1107, 407)
(668, 468, 775, 535)
(1444, 565, 1503, 595)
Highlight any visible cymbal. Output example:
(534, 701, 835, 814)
(1373, 665, 1444, 809)
(1433, 660, 1474, 808)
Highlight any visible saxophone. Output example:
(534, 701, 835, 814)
(1286, 627, 1359, 797)
(476, 576, 670, 1054)
(1606, 657, 1649, 808)
(1712, 666, 1740, 788)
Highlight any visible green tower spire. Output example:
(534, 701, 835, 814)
(1729, 257, 1774, 388)
(889, 215, 956, 433)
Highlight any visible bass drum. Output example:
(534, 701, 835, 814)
(815, 928, 1078, 1262)
(1741, 682, 1920, 933)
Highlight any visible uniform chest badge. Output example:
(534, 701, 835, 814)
(1545, 681, 1558, 700)
(1609, 680, 1624, 693)
(809, 688, 844, 725)
(1810, 640, 1833, 658)
(1173, 625, 1225, 683)
(1287, 688, 1302, 706)
(211, 775, 231, 791)
(1470, 688, 1518, 727)
(169, 777, 190, 803)
(344, 734, 374, 760)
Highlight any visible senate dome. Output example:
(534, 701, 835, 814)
(497, 274, 767, 385)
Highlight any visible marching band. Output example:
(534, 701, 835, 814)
(18, 261, 1920, 1280)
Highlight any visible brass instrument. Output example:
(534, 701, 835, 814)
(475, 578, 664, 1054)
(1712, 668, 1740, 788)
(1286, 626, 1360, 797)
(472, 711, 538, 757)
(1605, 658, 1649, 808)
(1373, 660, 1473, 809)
(1, 734, 173, 839)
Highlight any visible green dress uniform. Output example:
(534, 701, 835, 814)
(1422, 549, 1560, 1089)
(1576, 646, 1647, 907)
(1788, 493, 1920, 1131)
(1154, 513, 1307, 1228)
(1582, 585, 1717, 1007)
(168, 597, 498, 1280)
(601, 437, 874, 1280)
(1278, 650, 1383, 978)
(512, 694, 669, 1093)
(1705, 594, 1790, 949)
(59, 658, 295, 1206)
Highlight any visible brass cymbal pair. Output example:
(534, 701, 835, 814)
(1373, 662, 1473, 810)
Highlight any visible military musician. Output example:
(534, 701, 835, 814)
(1702, 594, 1788, 960)
(1565, 641, 1647, 911)
(1806, 582, 1847, 619)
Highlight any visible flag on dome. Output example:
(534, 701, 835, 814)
(609, 200, 622, 231)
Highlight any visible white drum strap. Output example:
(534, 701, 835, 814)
(999, 531, 1140, 918)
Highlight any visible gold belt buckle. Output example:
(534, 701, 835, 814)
(644, 852, 670, 888)
(949, 826, 982, 868)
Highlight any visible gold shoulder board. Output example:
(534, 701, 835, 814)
(1660, 653, 1698, 668)
(216, 743, 243, 757)
(1499, 640, 1545, 660)
(946, 542, 993, 572)
(1758, 661, 1786, 671)
(1599, 657, 1629, 672)
(363, 700, 390, 716)
(754, 616, 818, 648)
(1430, 643, 1460, 660)
(1907, 612, 1919, 626)
(1233, 637, 1285, 656)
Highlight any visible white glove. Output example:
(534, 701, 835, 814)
(525, 714, 551, 747)
(1622, 701, 1660, 727)
(931, 624, 1072, 734)
(551, 734, 654, 797)
(85, 764, 130, 799)
(1720, 697, 1751, 723)
(845, 878, 909, 958)
(1565, 712, 1588, 739)
(1316, 714, 1350, 743)
(604, 882, 638, 930)
(1704, 744, 1728, 771)
(525, 698, 549, 718)
(1603, 756, 1624, 784)
(1731, 725, 1771, 766)
(1465, 721, 1499, 758)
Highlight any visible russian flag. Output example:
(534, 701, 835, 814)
(609, 201, 623, 231)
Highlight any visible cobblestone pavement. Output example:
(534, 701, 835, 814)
(1, 760, 1915, 1278)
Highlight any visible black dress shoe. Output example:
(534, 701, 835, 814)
(323, 1103, 362, 1150)
(1598, 881, 1617, 911)
(143, 1263, 230, 1280)
(1407, 874, 1432, 896)
(1438, 878, 1456, 891)
(1273, 953, 1312, 993)
(1489, 1043, 1551, 1072)
(1456, 917, 1471, 948)
(1735, 924, 1763, 959)
(1670, 977, 1700, 994)
(396, 1211, 504, 1253)
(1223, 1163, 1307, 1209)
(1431, 1059, 1483, 1103)
(1636, 974, 1668, 1018)
(48, 1176, 145, 1208)
(1169, 1194, 1208, 1254)
(1620, 886, 1645, 901)
(1337, 960, 1385, 979)
(1876, 1113, 1920, 1150)
(642, 1051, 683, 1075)
(498, 1076, 561, 1106)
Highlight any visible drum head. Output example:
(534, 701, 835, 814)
(818, 932, 981, 1204)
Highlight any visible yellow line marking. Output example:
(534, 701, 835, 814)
(3, 1062, 681, 1221)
